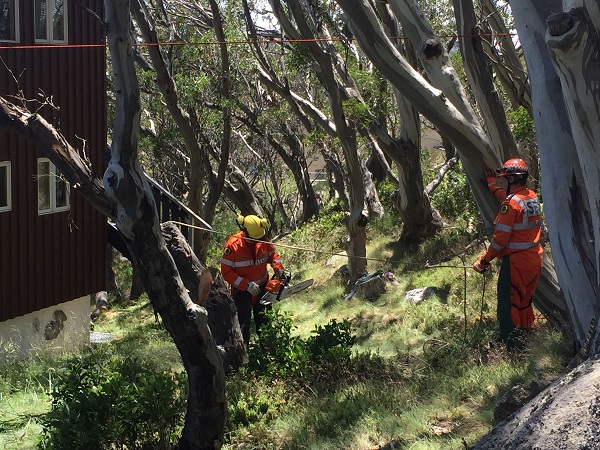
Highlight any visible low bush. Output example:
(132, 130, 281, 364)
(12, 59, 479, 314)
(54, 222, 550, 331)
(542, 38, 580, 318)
(247, 308, 356, 378)
(37, 349, 186, 450)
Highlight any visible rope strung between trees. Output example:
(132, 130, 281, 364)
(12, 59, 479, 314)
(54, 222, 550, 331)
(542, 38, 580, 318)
(0, 32, 515, 51)
(170, 219, 494, 344)
(169, 220, 489, 270)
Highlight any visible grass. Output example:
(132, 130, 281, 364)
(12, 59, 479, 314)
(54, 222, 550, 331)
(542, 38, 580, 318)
(0, 218, 574, 450)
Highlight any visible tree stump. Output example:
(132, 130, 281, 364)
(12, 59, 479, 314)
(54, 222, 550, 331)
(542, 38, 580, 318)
(162, 222, 247, 373)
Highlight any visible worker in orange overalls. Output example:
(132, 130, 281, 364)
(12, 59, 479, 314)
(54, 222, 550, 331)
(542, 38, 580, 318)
(221, 214, 285, 345)
(473, 158, 543, 350)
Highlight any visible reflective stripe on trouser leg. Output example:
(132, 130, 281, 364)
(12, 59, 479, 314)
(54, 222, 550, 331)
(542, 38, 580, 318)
(497, 255, 515, 343)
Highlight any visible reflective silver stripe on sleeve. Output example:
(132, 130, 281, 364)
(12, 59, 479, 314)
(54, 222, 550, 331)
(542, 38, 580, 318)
(221, 258, 234, 267)
(272, 258, 282, 264)
(233, 276, 244, 288)
(513, 220, 541, 230)
(506, 241, 539, 250)
(255, 256, 270, 265)
(495, 223, 512, 232)
(233, 260, 253, 268)
(490, 241, 504, 251)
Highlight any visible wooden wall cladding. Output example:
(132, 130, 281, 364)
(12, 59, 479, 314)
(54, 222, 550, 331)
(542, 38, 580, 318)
(0, 1, 107, 321)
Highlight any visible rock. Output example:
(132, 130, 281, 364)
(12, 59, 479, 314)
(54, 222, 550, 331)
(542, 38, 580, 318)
(353, 270, 386, 301)
(404, 287, 439, 304)
(472, 358, 600, 450)
(494, 381, 545, 422)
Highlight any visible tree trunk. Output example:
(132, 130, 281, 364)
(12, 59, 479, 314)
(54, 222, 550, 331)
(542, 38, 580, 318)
(129, 264, 145, 300)
(196, 0, 233, 262)
(336, 0, 569, 332)
(391, 138, 443, 243)
(222, 168, 263, 216)
(452, 0, 517, 157)
(271, 0, 384, 280)
(323, 150, 349, 209)
(480, 0, 532, 113)
(546, 8, 600, 284)
(104, 2, 226, 448)
(162, 222, 247, 374)
(510, 0, 598, 348)
(377, 3, 442, 242)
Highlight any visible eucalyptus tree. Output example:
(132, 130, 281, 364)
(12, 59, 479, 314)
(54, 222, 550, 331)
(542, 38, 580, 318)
(233, 102, 321, 227)
(257, 0, 382, 279)
(245, 0, 449, 278)
(130, 0, 264, 261)
(333, 0, 569, 328)
(508, 0, 600, 352)
(0, 1, 232, 447)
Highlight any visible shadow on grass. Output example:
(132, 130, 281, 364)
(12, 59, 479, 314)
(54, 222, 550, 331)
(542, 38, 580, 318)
(95, 321, 182, 372)
(321, 294, 341, 310)
(384, 229, 476, 275)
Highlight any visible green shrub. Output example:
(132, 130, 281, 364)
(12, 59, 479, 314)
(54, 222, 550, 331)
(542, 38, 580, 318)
(247, 309, 308, 377)
(429, 162, 479, 221)
(37, 349, 186, 450)
(247, 310, 357, 377)
(306, 319, 356, 360)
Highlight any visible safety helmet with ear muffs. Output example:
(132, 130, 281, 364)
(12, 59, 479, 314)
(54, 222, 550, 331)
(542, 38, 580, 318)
(496, 158, 529, 181)
(237, 214, 268, 239)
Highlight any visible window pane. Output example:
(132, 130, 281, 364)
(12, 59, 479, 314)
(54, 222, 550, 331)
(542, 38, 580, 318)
(0, 0, 16, 41)
(38, 160, 51, 211)
(52, 0, 64, 41)
(35, 0, 47, 40)
(55, 172, 69, 208)
(0, 164, 7, 208)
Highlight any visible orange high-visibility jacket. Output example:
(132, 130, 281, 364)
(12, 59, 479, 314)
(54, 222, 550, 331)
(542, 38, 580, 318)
(220, 231, 284, 293)
(483, 186, 542, 262)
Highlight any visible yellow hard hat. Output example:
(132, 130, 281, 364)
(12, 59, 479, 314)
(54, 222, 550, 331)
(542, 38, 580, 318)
(236, 215, 268, 239)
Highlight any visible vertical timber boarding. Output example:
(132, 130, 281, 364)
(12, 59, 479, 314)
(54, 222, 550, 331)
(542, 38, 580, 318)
(0, 1, 107, 322)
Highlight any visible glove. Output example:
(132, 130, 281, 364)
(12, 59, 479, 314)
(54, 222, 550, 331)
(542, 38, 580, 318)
(274, 269, 285, 279)
(246, 282, 261, 296)
(485, 167, 497, 187)
(473, 257, 491, 274)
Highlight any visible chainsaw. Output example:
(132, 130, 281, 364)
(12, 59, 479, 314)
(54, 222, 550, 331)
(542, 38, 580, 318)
(260, 272, 313, 305)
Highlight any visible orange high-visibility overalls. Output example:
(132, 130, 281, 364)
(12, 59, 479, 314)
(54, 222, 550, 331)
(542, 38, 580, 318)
(220, 231, 284, 294)
(484, 183, 543, 335)
(220, 231, 285, 343)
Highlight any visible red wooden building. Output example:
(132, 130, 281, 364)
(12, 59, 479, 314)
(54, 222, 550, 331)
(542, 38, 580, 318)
(0, 0, 106, 362)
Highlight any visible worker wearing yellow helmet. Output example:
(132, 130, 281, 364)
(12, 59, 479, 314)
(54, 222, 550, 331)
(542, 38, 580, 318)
(221, 214, 285, 345)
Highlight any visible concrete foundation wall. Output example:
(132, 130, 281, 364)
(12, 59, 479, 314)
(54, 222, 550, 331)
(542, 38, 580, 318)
(0, 296, 90, 367)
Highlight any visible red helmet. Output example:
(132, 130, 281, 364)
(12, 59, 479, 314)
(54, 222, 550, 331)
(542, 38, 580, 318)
(496, 158, 529, 177)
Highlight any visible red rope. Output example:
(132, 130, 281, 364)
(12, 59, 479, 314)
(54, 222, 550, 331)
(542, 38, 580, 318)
(0, 32, 514, 51)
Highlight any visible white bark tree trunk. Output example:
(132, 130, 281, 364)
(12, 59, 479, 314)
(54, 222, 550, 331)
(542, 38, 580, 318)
(546, 8, 600, 285)
(336, 0, 568, 328)
(480, 0, 532, 113)
(452, 0, 516, 157)
(104, 1, 226, 448)
(270, 0, 384, 280)
(510, 0, 598, 348)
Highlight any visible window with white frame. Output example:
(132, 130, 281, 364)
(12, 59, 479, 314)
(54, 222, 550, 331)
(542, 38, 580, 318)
(38, 158, 70, 214)
(0, 161, 11, 212)
(0, 0, 19, 42)
(35, 0, 67, 43)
